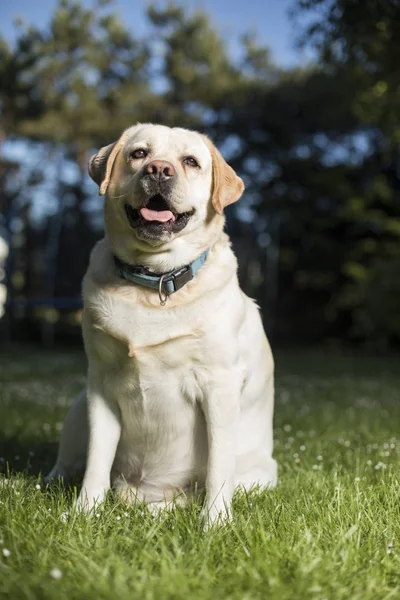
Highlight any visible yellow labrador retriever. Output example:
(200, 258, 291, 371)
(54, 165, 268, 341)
(47, 123, 277, 524)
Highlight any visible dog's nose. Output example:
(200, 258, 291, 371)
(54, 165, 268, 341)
(145, 160, 175, 181)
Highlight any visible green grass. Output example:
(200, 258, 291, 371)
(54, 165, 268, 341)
(1, 344, 400, 599)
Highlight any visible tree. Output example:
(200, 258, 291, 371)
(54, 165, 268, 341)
(17, 0, 153, 164)
(293, 0, 400, 144)
(290, 0, 400, 346)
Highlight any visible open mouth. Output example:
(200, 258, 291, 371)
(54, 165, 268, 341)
(124, 194, 194, 238)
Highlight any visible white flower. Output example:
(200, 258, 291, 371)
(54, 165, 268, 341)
(50, 568, 63, 580)
(116, 515, 121, 521)
(374, 462, 386, 470)
(354, 477, 360, 482)
(317, 455, 323, 461)
(283, 424, 292, 433)
(60, 512, 69, 523)
(35, 484, 41, 490)
(300, 445, 306, 451)
(2, 548, 11, 558)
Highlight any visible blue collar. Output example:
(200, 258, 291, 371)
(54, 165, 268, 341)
(113, 248, 210, 305)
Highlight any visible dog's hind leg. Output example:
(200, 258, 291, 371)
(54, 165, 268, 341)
(114, 481, 189, 514)
(45, 389, 88, 485)
(235, 457, 278, 493)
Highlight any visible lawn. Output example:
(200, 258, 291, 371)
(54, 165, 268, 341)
(0, 344, 400, 599)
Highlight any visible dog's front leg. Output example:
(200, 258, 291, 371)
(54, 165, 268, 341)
(202, 375, 240, 526)
(76, 372, 121, 512)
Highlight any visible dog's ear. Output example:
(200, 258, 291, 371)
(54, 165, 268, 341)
(203, 136, 245, 214)
(88, 139, 124, 196)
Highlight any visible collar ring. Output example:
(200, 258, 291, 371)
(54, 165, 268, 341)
(158, 274, 169, 306)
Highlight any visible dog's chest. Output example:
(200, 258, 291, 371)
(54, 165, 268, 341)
(86, 293, 208, 475)
(86, 289, 208, 410)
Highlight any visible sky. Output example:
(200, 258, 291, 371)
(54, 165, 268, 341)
(0, 0, 311, 68)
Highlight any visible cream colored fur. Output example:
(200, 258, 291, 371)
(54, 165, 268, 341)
(46, 124, 277, 525)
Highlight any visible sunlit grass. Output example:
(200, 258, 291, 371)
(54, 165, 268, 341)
(1, 344, 400, 599)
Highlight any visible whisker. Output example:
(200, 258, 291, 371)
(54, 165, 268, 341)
(108, 175, 136, 200)
(108, 189, 131, 200)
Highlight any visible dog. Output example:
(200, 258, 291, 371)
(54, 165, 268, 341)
(46, 123, 277, 524)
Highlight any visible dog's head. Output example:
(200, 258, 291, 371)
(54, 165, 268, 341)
(89, 124, 244, 259)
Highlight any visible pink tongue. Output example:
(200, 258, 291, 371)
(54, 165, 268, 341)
(140, 207, 175, 223)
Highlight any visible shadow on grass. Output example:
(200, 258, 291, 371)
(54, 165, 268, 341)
(0, 434, 85, 505)
(0, 434, 59, 478)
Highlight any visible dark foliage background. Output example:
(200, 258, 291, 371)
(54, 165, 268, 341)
(1, 0, 399, 348)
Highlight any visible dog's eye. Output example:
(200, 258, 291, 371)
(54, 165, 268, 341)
(130, 149, 148, 159)
(183, 156, 199, 168)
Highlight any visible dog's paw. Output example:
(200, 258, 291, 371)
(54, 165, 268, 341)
(202, 501, 232, 530)
(75, 485, 107, 514)
(146, 494, 188, 517)
(44, 464, 69, 486)
(44, 474, 59, 486)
